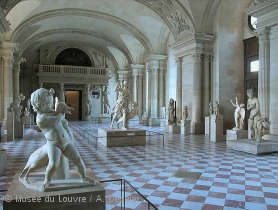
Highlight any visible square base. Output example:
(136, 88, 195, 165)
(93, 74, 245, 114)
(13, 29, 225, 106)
(22, 115, 34, 128)
(181, 120, 191, 135)
(14, 121, 24, 138)
(165, 125, 180, 134)
(227, 139, 278, 155)
(98, 116, 110, 123)
(148, 118, 160, 126)
(160, 119, 166, 127)
(205, 117, 210, 135)
(98, 128, 146, 147)
(0, 121, 4, 137)
(3, 169, 105, 210)
(0, 150, 7, 176)
(226, 130, 248, 140)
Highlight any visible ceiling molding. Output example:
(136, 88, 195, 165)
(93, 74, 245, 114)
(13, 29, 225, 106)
(20, 28, 134, 64)
(11, 8, 153, 53)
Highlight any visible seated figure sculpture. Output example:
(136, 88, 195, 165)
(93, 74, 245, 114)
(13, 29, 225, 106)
(22, 88, 94, 189)
(230, 97, 245, 130)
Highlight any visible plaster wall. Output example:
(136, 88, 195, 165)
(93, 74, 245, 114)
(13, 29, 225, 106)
(213, 0, 246, 132)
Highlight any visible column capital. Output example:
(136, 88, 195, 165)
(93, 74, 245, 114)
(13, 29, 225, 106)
(191, 52, 203, 62)
(145, 54, 167, 62)
(13, 56, 25, 70)
(257, 27, 270, 42)
(1, 42, 19, 55)
(12, 69, 21, 75)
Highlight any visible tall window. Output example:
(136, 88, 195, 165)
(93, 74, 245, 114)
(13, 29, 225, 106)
(248, 16, 258, 31)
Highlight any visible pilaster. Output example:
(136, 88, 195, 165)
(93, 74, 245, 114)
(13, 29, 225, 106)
(175, 57, 183, 122)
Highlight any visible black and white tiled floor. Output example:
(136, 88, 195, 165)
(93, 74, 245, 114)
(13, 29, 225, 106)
(1, 121, 278, 210)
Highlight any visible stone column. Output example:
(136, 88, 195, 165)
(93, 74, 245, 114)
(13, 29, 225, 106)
(13, 57, 24, 104)
(137, 72, 144, 117)
(175, 57, 183, 122)
(191, 52, 203, 134)
(258, 28, 270, 118)
(202, 54, 211, 118)
(158, 61, 167, 118)
(132, 74, 137, 101)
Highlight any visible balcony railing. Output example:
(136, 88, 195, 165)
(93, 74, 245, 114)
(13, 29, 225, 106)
(39, 65, 107, 76)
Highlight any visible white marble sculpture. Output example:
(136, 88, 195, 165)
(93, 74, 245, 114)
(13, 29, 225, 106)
(247, 89, 261, 140)
(24, 99, 32, 116)
(230, 97, 245, 130)
(208, 102, 213, 115)
(110, 81, 136, 130)
(255, 116, 271, 141)
(58, 83, 66, 103)
(160, 107, 166, 119)
(214, 101, 219, 115)
(14, 93, 26, 121)
(116, 102, 138, 129)
(102, 86, 110, 114)
(168, 98, 175, 125)
(141, 111, 148, 120)
(84, 85, 93, 120)
(20, 88, 94, 190)
(183, 105, 188, 120)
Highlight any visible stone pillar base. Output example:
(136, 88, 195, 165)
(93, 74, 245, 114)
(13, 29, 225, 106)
(210, 115, 224, 142)
(191, 121, 205, 134)
(181, 120, 191, 135)
(148, 118, 160, 126)
(160, 119, 167, 127)
(165, 125, 180, 133)
(226, 129, 248, 140)
(14, 121, 24, 138)
(22, 115, 34, 129)
(205, 116, 210, 135)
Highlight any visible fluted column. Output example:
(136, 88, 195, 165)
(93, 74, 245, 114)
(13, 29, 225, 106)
(175, 57, 183, 122)
(202, 54, 211, 118)
(191, 52, 203, 133)
(158, 60, 167, 117)
(137, 73, 144, 116)
(258, 28, 270, 118)
(149, 69, 158, 118)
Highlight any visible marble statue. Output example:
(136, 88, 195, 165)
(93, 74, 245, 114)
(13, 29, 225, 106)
(255, 116, 271, 141)
(214, 101, 219, 115)
(208, 102, 213, 115)
(20, 97, 75, 183)
(230, 97, 245, 130)
(160, 107, 166, 119)
(182, 105, 188, 120)
(24, 98, 32, 116)
(102, 86, 110, 114)
(141, 111, 148, 120)
(8, 103, 14, 112)
(58, 83, 66, 103)
(168, 98, 175, 125)
(116, 102, 138, 129)
(105, 58, 110, 68)
(95, 53, 102, 65)
(21, 88, 94, 189)
(14, 93, 26, 121)
(110, 81, 136, 130)
(246, 89, 261, 140)
(44, 49, 51, 62)
(84, 85, 93, 120)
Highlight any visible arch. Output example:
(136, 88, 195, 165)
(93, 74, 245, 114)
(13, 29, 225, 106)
(55, 48, 92, 66)
(20, 28, 134, 64)
(11, 9, 153, 53)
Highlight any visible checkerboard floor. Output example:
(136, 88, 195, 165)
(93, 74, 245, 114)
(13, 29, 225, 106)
(1, 121, 278, 210)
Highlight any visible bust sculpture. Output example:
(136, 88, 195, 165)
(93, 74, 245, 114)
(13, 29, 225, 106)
(230, 97, 245, 130)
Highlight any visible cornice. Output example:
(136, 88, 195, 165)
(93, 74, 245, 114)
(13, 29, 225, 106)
(245, 0, 278, 16)
(11, 8, 153, 53)
(130, 64, 146, 69)
(117, 70, 130, 75)
(145, 54, 168, 62)
(20, 28, 134, 64)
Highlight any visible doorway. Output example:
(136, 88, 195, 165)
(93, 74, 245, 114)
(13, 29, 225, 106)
(65, 90, 82, 121)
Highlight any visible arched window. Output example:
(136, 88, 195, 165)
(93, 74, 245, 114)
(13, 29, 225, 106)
(248, 16, 257, 31)
(55, 48, 93, 67)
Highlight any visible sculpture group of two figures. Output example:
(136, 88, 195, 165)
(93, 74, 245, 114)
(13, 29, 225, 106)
(110, 81, 138, 130)
(19, 88, 95, 191)
(208, 101, 220, 115)
(230, 89, 271, 142)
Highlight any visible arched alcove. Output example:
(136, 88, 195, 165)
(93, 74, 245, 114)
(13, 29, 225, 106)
(55, 48, 93, 67)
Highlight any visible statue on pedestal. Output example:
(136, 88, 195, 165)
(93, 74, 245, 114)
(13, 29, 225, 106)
(102, 86, 110, 114)
(84, 85, 93, 120)
(168, 98, 175, 125)
(182, 105, 188, 120)
(20, 88, 94, 190)
(230, 97, 245, 130)
(214, 101, 219, 115)
(14, 93, 26, 121)
(24, 99, 32, 116)
(110, 81, 137, 130)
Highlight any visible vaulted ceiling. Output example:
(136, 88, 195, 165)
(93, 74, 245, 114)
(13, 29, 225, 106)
(0, 0, 224, 66)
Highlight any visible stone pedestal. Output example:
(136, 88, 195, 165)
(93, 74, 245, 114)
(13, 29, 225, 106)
(4, 169, 105, 210)
(14, 121, 24, 138)
(226, 129, 248, 140)
(227, 139, 278, 155)
(165, 125, 180, 134)
(98, 116, 110, 123)
(0, 122, 4, 137)
(0, 150, 7, 176)
(262, 134, 278, 141)
(98, 128, 146, 147)
(205, 116, 210, 135)
(7, 109, 14, 141)
(181, 120, 191, 135)
(160, 119, 166, 127)
(148, 118, 160, 126)
(34, 125, 42, 132)
(210, 115, 224, 142)
(22, 115, 34, 128)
